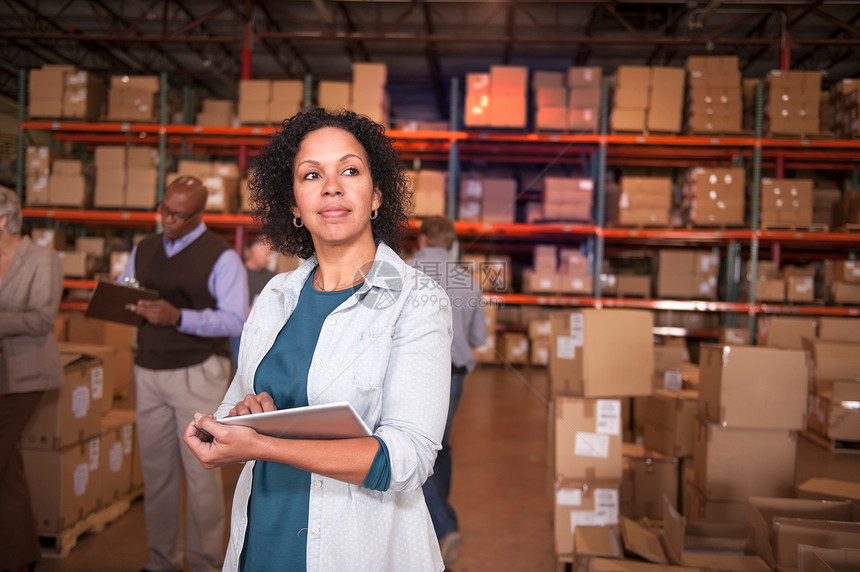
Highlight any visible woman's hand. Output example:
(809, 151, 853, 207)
(183, 413, 268, 469)
(227, 391, 276, 417)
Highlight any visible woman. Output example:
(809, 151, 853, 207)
(184, 109, 453, 571)
(0, 186, 64, 572)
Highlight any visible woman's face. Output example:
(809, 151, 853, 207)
(291, 126, 382, 250)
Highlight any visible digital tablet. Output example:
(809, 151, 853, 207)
(200, 402, 372, 441)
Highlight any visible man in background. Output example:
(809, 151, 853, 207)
(118, 176, 248, 572)
(409, 215, 487, 567)
(230, 238, 276, 372)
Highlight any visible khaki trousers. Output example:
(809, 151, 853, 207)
(134, 354, 229, 572)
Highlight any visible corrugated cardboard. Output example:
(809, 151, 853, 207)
(22, 353, 104, 449)
(554, 397, 623, 482)
(698, 344, 809, 430)
(774, 518, 860, 568)
(548, 310, 654, 397)
(621, 443, 679, 521)
(98, 410, 134, 505)
(804, 340, 860, 389)
(797, 478, 860, 504)
(795, 431, 860, 487)
(574, 525, 623, 558)
(554, 481, 621, 556)
(746, 495, 858, 568)
(798, 545, 860, 572)
(817, 317, 860, 343)
(757, 316, 816, 350)
(21, 439, 100, 532)
(694, 419, 797, 501)
(642, 389, 697, 458)
(58, 343, 115, 412)
(807, 380, 860, 441)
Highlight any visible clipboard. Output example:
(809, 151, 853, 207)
(84, 280, 159, 326)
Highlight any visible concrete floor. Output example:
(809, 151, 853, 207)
(36, 364, 555, 571)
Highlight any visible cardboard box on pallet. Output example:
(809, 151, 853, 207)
(693, 418, 797, 502)
(618, 176, 672, 227)
(21, 438, 100, 533)
(647, 67, 685, 133)
(29, 65, 75, 118)
(548, 309, 654, 397)
(63, 70, 106, 121)
(760, 177, 814, 226)
(683, 167, 745, 226)
(698, 344, 809, 430)
(22, 353, 104, 450)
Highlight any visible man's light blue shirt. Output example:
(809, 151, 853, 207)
(117, 221, 247, 338)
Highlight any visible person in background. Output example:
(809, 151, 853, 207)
(408, 215, 488, 566)
(183, 108, 452, 571)
(0, 186, 64, 572)
(117, 176, 248, 572)
(230, 238, 276, 374)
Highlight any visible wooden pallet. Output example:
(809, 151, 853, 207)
(38, 488, 143, 558)
(761, 222, 830, 233)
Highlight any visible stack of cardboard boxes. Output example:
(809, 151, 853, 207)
(28, 65, 106, 121)
(611, 66, 685, 133)
(106, 75, 160, 122)
(656, 249, 719, 300)
(764, 70, 822, 136)
(196, 99, 235, 126)
(170, 159, 241, 213)
(527, 318, 551, 367)
(24, 146, 52, 205)
(541, 176, 593, 222)
(830, 78, 859, 138)
(760, 177, 814, 227)
(238, 78, 304, 124)
(567, 67, 602, 133)
(351, 62, 388, 127)
(94, 146, 159, 209)
(548, 309, 654, 556)
(685, 56, 743, 134)
(464, 65, 527, 128)
(522, 245, 592, 295)
(688, 344, 808, 524)
(681, 167, 745, 227)
(533, 71, 566, 131)
(616, 176, 673, 226)
(831, 260, 860, 304)
(47, 159, 89, 208)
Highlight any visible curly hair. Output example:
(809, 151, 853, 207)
(249, 108, 413, 259)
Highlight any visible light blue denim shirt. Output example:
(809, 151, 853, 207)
(216, 242, 452, 572)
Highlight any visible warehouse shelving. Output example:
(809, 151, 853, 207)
(18, 76, 860, 328)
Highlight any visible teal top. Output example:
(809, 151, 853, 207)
(240, 274, 391, 571)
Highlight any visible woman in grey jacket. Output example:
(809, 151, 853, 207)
(0, 186, 64, 572)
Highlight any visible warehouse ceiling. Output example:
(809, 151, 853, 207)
(1, 0, 859, 122)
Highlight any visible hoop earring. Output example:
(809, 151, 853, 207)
(293, 216, 303, 228)
(370, 209, 378, 221)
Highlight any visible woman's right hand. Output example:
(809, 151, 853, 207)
(227, 391, 276, 417)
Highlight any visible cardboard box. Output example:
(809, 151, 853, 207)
(746, 495, 859, 569)
(647, 67, 685, 133)
(694, 419, 797, 501)
(817, 317, 860, 343)
(58, 343, 116, 412)
(57, 250, 92, 278)
(22, 353, 104, 450)
(684, 477, 747, 525)
(642, 389, 698, 458)
(567, 67, 602, 89)
(698, 344, 809, 430)
(621, 443, 679, 521)
(555, 483, 621, 556)
(832, 280, 860, 304)
(611, 108, 646, 132)
(804, 340, 860, 390)
(48, 174, 88, 207)
(554, 397, 623, 482)
(795, 431, 860, 486)
(798, 545, 860, 572)
(499, 332, 529, 365)
(797, 478, 860, 504)
(757, 315, 816, 350)
(615, 275, 651, 298)
(807, 380, 860, 441)
(21, 439, 100, 532)
(548, 309, 654, 397)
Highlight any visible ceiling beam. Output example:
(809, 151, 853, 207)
(421, 0, 445, 120)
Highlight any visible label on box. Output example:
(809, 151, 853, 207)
(594, 488, 620, 523)
(569, 314, 584, 346)
(556, 336, 577, 360)
(574, 432, 610, 458)
(122, 424, 133, 455)
(557, 488, 583, 507)
(109, 442, 123, 473)
(664, 370, 683, 391)
(72, 385, 91, 419)
(91, 365, 103, 400)
(595, 400, 621, 435)
(89, 437, 100, 471)
(74, 463, 88, 497)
